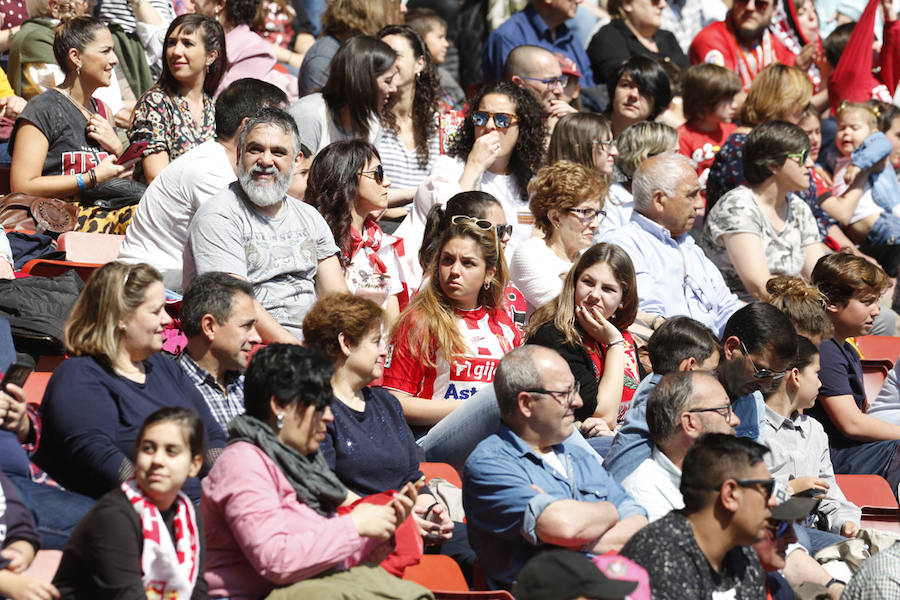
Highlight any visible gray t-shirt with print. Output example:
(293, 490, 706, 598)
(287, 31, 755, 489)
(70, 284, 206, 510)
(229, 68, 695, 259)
(184, 181, 339, 337)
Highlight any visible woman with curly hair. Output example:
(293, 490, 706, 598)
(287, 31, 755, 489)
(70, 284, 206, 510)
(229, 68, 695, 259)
(290, 35, 398, 153)
(402, 80, 544, 274)
(509, 160, 606, 315)
(305, 140, 406, 328)
(383, 219, 520, 435)
(376, 25, 441, 210)
(193, 0, 297, 100)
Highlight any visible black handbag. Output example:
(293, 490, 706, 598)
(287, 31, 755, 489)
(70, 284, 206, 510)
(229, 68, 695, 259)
(82, 177, 147, 210)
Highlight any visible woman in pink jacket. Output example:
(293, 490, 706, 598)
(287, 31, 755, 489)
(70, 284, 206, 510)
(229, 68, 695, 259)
(200, 344, 428, 599)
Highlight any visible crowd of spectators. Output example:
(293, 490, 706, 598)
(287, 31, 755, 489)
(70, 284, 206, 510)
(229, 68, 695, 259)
(6, 0, 900, 597)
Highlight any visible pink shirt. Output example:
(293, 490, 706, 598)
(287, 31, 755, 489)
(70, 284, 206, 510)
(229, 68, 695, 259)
(201, 441, 381, 599)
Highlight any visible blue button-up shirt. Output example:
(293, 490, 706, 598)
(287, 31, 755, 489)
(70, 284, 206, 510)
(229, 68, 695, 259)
(462, 424, 646, 589)
(602, 212, 743, 336)
(481, 5, 596, 87)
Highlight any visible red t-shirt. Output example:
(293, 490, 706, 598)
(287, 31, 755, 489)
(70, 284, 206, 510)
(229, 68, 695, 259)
(678, 121, 737, 190)
(383, 306, 522, 401)
(689, 19, 795, 90)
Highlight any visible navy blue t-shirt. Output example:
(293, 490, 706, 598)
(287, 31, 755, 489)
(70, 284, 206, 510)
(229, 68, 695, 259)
(33, 353, 226, 502)
(807, 338, 866, 450)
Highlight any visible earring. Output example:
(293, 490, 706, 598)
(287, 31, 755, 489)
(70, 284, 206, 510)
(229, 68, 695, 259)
(276, 413, 284, 430)
(76, 64, 82, 76)
(483, 282, 490, 290)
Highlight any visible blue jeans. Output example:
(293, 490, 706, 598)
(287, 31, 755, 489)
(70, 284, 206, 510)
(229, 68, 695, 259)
(7, 474, 95, 550)
(793, 525, 845, 555)
(420, 385, 603, 472)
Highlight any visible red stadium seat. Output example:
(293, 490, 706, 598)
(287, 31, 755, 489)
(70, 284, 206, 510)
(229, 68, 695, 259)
(855, 336, 900, 366)
(421, 462, 462, 488)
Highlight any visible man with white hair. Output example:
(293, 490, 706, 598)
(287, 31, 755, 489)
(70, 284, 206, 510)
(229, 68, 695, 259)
(602, 152, 743, 335)
(183, 106, 348, 344)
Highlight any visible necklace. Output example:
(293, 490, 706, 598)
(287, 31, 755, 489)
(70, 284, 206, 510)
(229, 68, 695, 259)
(56, 87, 96, 121)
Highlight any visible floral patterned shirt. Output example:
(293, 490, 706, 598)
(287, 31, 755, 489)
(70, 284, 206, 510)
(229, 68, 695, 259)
(128, 87, 215, 182)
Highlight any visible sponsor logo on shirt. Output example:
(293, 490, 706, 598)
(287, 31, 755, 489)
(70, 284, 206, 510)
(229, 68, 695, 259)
(384, 344, 394, 369)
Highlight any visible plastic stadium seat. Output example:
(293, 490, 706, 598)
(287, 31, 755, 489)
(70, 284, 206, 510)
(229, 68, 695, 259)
(57, 231, 123, 264)
(22, 371, 51, 405)
(403, 555, 469, 592)
(20, 259, 101, 283)
(835, 474, 898, 517)
(421, 462, 462, 488)
(855, 336, 900, 366)
(23, 550, 61, 583)
(861, 360, 891, 410)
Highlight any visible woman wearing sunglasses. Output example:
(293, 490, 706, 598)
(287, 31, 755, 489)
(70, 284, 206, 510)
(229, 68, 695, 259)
(382, 218, 521, 435)
(306, 140, 406, 329)
(510, 161, 607, 316)
(701, 121, 826, 302)
(401, 81, 544, 277)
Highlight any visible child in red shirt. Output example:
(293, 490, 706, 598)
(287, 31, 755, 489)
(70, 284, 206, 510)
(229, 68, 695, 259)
(677, 64, 741, 190)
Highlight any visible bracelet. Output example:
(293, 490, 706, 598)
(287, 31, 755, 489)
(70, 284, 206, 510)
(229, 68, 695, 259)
(423, 501, 440, 520)
(75, 173, 86, 191)
(651, 315, 665, 330)
(607, 338, 625, 347)
(88, 168, 97, 189)
(826, 578, 844, 588)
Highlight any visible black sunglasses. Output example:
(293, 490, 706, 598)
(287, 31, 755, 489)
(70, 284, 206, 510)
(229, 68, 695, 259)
(360, 164, 385, 184)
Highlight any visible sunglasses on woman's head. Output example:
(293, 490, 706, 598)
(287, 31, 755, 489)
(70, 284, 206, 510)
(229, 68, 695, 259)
(471, 111, 519, 129)
(451, 215, 512, 240)
(360, 164, 385, 184)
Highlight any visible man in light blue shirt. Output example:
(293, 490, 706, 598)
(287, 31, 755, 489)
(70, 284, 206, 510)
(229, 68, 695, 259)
(463, 346, 647, 590)
(602, 152, 743, 335)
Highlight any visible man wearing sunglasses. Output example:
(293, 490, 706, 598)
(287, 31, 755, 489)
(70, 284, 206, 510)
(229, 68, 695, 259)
(463, 345, 648, 591)
(621, 433, 773, 599)
(503, 45, 576, 133)
(688, 0, 795, 91)
(481, 0, 595, 89)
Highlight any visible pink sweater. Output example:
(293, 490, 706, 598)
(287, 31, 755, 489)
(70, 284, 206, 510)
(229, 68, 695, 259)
(201, 441, 381, 599)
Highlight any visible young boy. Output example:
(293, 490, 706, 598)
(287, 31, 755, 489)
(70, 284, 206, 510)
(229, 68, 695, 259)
(405, 8, 465, 111)
(677, 64, 741, 190)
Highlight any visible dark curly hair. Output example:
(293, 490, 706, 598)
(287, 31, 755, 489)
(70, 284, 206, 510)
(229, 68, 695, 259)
(225, 0, 261, 25)
(378, 25, 440, 169)
(305, 140, 380, 267)
(447, 81, 545, 199)
(157, 14, 226, 97)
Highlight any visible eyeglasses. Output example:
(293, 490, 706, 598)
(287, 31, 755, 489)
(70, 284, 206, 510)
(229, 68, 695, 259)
(740, 340, 788, 384)
(734, 0, 771, 10)
(472, 111, 520, 129)
(592, 137, 616, 153)
(786, 149, 808, 165)
(687, 403, 733, 420)
(566, 207, 607, 223)
(360, 164, 385, 184)
(519, 75, 569, 90)
(495, 223, 513, 240)
(526, 381, 581, 406)
(735, 478, 777, 499)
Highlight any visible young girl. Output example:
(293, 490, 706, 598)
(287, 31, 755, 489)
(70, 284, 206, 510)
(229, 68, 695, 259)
(763, 336, 861, 548)
(53, 408, 206, 598)
(676, 63, 741, 190)
(807, 252, 900, 499)
(526, 243, 641, 430)
(822, 102, 900, 279)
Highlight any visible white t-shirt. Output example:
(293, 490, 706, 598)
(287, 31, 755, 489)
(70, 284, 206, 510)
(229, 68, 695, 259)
(288, 93, 381, 153)
(833, 156, 883, 225)
(508, 236, 571, 315)
(118, 140, 236, 277)
(184, 182, 340, 338)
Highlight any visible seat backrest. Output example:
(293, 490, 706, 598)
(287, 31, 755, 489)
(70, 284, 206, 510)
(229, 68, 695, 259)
(403, 554, 470, 592)
(835, 474, 899, 516)
(421, 462, 462, 488)
(861, 360, 890, 409)
(22, 371, 52, 405)
(855, 335, 900, 366)
(58, 231, 124, 264)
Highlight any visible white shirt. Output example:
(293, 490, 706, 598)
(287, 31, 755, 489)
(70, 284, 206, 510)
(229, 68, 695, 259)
(118, 140, 236, 281)
(621, 447, 685, 522)
(508, 236, 571, 315)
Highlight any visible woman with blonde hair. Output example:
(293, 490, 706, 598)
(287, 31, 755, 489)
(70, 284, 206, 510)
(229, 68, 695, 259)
(382, 219, 520, 435)
(765, 274, 833, 343)
(509, 160, 606, 314)
(705, 63, 814, 209)
(32, 261, 226, 501)
(605, 121, 678, 228)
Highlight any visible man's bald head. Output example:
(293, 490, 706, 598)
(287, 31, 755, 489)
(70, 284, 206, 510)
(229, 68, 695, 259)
(504, 45, 564, 112)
